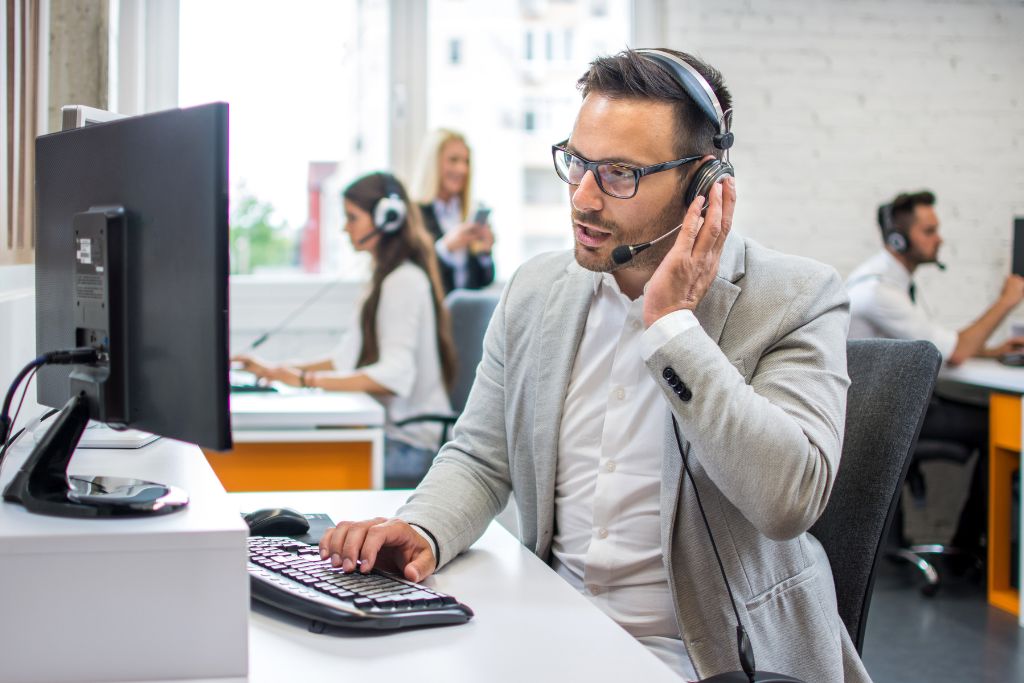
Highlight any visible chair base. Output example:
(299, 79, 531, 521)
(888, 544, 965, 596)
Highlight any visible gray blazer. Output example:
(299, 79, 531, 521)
(399, 233, 872, 682)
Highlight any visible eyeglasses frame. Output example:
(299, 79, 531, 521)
(551, 139, 703, 199)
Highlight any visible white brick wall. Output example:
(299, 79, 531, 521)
(648, 0, 1024, 333)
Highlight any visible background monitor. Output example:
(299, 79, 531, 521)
(4, 102, 231, 518)
(1013, 217, 1024, 277)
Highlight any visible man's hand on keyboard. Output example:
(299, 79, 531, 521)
(320, 517, 437, 583)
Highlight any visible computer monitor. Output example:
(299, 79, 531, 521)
(2, 102, 232, 518)
(1013, 217, 1024, 277)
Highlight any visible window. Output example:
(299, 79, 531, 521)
(523, 168, 564, 205)
(177, 0, 633, 280)
(426, 0, 632, 275)
(178, 0, 389, 276)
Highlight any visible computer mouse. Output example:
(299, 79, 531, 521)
(243, 507, 311, 536)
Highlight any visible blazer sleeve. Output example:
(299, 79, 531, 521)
(644, 266, 851, 541)
(395, 270, 517, 567)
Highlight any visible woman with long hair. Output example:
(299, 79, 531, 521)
(414, 128, 495, 293)
(234, 172, 457, 487)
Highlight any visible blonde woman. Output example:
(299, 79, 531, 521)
(414, 129, 495, 293)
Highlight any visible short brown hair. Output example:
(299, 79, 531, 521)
(883, 190, 936, 235)
(576, 48, 732, 160)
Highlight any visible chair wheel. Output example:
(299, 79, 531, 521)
(920, 582, 940, 597)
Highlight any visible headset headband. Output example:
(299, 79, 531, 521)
(636, 48, 733, 151)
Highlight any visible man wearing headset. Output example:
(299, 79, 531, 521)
(847, 190, 1024, 364)
(847, 190, 1024, 566)
(322, 49, 868, 682)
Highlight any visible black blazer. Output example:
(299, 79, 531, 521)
(419, 202, 496, 294)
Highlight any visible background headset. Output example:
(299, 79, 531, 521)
(636, 48, 735, 210)
(372, 172, 407, 236)
(878, 202, 908, 253)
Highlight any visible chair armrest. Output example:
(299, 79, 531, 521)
(393, 413, 459, 428)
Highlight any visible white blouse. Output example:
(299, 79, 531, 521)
(332, 262, 452, 451)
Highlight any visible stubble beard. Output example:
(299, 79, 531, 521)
(572, 192, 687, 273)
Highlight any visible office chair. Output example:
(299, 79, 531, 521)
(809, 339, 941, 654)
(394, 288, 501, 453)
(890, 438, 975, 596)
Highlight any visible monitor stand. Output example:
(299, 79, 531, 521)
(2, 393, 188, 517)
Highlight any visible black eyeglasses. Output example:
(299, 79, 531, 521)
(551, 140, 702, 199)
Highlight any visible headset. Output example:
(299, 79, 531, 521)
(637, 48, 735, 210)
(878, 202, 908, 253)
(373, 172, 407, 236)
(611, 50, 737, 265)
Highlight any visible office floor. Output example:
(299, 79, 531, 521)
(863, 557, 1024, 682)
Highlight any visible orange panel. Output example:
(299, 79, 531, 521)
(203, 441, 372, 492)
(990, 392, 1021, 451)
(987, 392, 1021, 616)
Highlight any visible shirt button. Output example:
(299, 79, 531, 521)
(587, 584, 603, 595)
(596, 527, 609, 539)
(604, 460, 616, 473)
(614, 387, 626, 400)
(632, 320, 642, 331)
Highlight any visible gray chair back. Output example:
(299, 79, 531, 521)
(809, 338, 941, 653)
(446, 289, 500, 413)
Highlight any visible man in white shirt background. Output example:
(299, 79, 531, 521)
(847, 189, 1024, 565)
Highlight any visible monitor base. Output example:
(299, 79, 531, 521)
(2, 393, 188, 518)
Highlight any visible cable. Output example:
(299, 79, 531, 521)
(671, 416, 757, 679)
(0, 367, 40, 469)
(0, 355, 48, 450)
(239, 279, 341, 353)
(0, 348, 100, 466)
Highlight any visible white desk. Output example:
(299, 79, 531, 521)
(0, 436, 249, 682)
(222, 490, 678, 683)
(937, 358, 1024, 625)
(207, 389, 386, 490)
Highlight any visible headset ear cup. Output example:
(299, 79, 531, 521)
(373, 195, 407, 234)
(684, 159, 735, 215)
(886, 230, 908, 253)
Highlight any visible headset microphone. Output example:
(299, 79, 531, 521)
(611, 222, 684, 265)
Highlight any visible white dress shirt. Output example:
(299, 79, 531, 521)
(552, 270, 700, 681)
(432, 197, 471, 290)
(846, 250, 957, 358)
(331, 262, 451, 451)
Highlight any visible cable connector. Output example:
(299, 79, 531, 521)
(42, 348, 100, 365)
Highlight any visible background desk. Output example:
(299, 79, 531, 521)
(938, 359, 1023, 624)
(228, 489, 679, 683)
(205, 390, 385, 491)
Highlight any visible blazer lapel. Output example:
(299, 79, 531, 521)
(692, 231, 744, 346)
(531, 262, 593, 555)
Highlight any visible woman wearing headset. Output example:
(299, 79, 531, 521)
(234, 172, 457, 487)
(415, 128, 495, 294)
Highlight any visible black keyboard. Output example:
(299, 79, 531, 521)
(230, 382, 278, 393)
(247, 536, 474, 630)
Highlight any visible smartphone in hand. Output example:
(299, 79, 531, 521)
(472, 205, 491, 225)
(470, 205, 492, 254)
